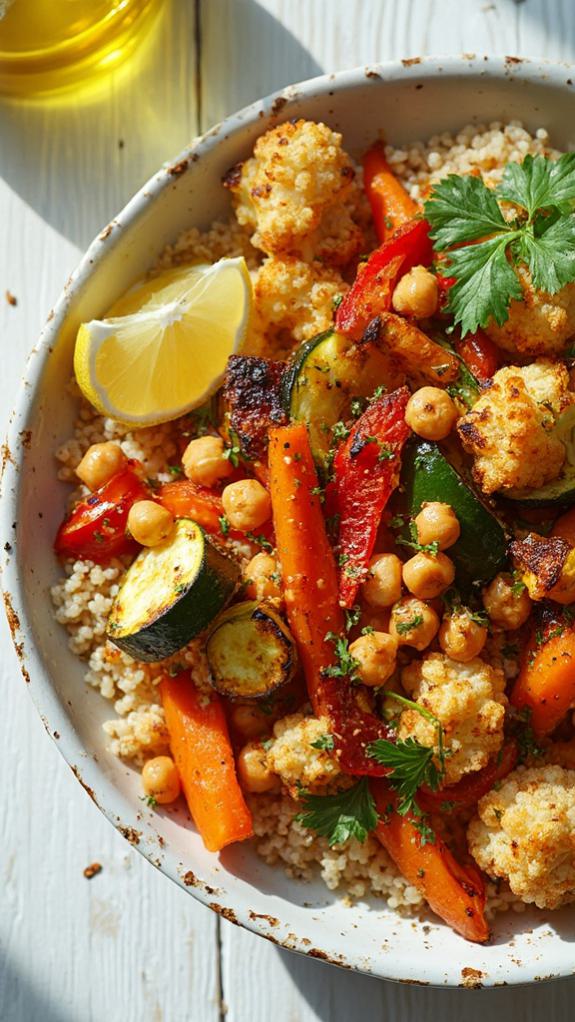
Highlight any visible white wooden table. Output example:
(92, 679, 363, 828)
(2, 1, 575, 1018)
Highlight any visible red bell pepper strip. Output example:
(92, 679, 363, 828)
(511, 604, 575, 737)
(332, 387, 411, 609)
(454, 329, 500, 384)
(157, 478, 274, 547)
(268, 423, 397, 775)
(372, 782, 490, 943)
(54, 461, 148, 563)
(418, 740, 519, 813)
(362, 142, 419, 243)
(336, 219, 434, 341)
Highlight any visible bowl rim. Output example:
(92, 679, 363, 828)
(3, 53, 575, 988)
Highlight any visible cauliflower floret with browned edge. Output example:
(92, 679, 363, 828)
(224, 119, 364, 267)
(458, 360, 573, 495)
(399, 652, 507, 786)
(252, 256, 347, 357)
(468, 765, 575, 909)
(485, 264, 575, 357)
(266, 712, 341, 790)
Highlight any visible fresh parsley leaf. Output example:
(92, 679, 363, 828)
(310, 734, 335, 752)
(219, 514, 230, 536)
(496, 152, 575, 216)
(517, 214, 575, 294)
(223, 443, 241, 468)
(445, 233, 524, 335)
(140, 794, 158, 808)
(344, 605, 362, 633)
(246, 532, 273, 552)
(322, 631, 360, 683)
(395, 614, 424, 636)
(397, 537, 440, 557)
(295, 778, 378, 846)
(424, 172, 510, 248)
(168, 464, 183, 477)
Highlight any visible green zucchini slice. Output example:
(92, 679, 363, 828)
(396, 439, 508, 589)
(206, 600, 297, 699)
(106, 519, 239, 662)
(505, 407, 575, 507)
(281, 329, 400, 465)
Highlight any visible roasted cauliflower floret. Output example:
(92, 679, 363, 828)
(266, 712, 341, 790)
(225, 119, 364, 267)
(458, 361, 573, 494)
(468, 765, 575, 909)
(485, 265, 575, 357)
(399, 652, 507, 785)
(253, 256, 346, 356)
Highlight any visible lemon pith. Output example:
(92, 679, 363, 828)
(74, 258, 253, 427)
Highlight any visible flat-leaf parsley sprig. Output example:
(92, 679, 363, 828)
(295, 777, 378, 847)
(366, 692, 447, 820)
(424, 152, 575, 336)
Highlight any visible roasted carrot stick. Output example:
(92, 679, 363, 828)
(551, 506, 575, 546)
(511, 605, 575, 737)
(363, 142, 419, 242)
(160, 672, 253, 852)
(268, 423, 398, 775)
(268, 423, 343, 716)
(372, 782, 490, 943)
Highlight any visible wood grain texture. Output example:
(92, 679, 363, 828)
(2, 0, 575, 1019)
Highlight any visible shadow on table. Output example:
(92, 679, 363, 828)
(0, 950, 75, 1022)
(0, 0, 321, 251)
(276, 945, 575, 1021)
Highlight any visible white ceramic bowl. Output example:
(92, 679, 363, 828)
(3, 55, 575, 988)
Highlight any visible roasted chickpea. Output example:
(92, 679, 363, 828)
(181, 435, 234, 487)
(141, 756, 181, 804)
(402, 551, 455, 600)
(237, 742, 279, 793)
(439, 609, 488, 662)
(361, 553, 403, 609)
(245, 552, 281, 600)
(349, 631, 398, 687)
(482, 572, 532, 630)
(414, 502, 461, 551)
(76, 441, 126, 491)
(230, 703, 271, 741)
(390, 596, 440, 650)
(127, 500, 174, 547)
(405, 387, 458, 441)
(391, 265, 439, 319)
(222, 479, 271, 532)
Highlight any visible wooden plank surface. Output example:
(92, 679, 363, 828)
(1, 0, 575, 1019)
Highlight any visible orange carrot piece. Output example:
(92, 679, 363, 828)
(160, 673, 253, 852)
(552, 507, 575, 546)
(372, 783, 490, 943)
(511, 623, 575, 737)
(268, 423, 343, 716)
(362, 142, 419, 243)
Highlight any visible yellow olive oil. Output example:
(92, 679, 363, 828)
(0, 0, 162, 96)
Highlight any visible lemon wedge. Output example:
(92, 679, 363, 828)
(73, 257, 253, 427)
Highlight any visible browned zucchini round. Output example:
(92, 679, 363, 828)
(206, 600, 296, 699)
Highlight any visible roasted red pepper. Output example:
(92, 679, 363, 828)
(157, 477, 275, 548)
(362, 142, 419, 243)
(335, 219, 434, 340)
(332, 387, 411, 609)
(418, 740, 519, 813)
(455, 329, 500, 384)
(372, 782, 490, 943)
(268, 423, 397, 775)
(55, 461, 148, 563)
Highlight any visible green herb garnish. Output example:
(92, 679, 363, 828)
(295, 778, 378, 846)
(310, 734, 335, 752)
(322, 631, 360, 683)
(394, 614, 424, 636)
(424, 153, 575, 335)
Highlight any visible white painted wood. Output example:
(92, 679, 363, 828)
(2, 0, 575, 1019)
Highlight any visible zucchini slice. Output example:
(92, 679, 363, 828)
(281, 329, 401, 465)
(396, 439, 508, 589)
(107, 519, 239, 662)
(505, 407, 575, 507)
(206, 600, 297, 699)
